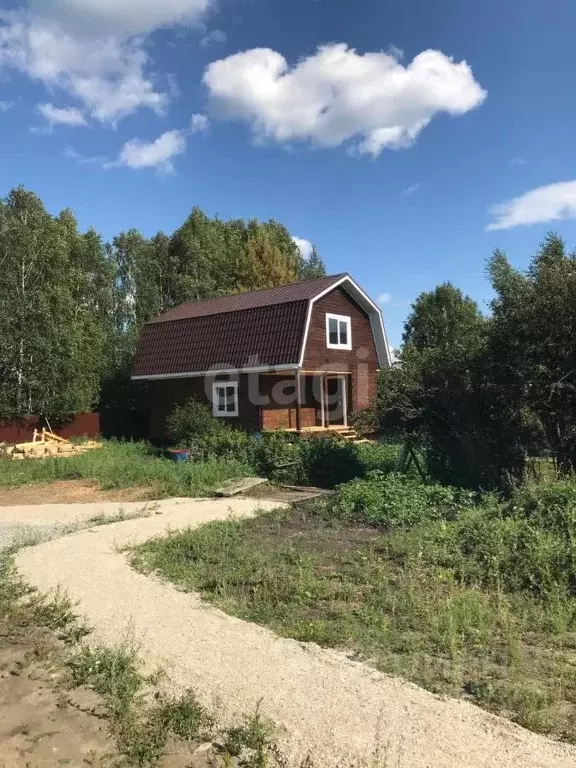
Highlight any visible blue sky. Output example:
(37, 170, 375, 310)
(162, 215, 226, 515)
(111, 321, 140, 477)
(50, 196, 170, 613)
(1, 0, 575, 348)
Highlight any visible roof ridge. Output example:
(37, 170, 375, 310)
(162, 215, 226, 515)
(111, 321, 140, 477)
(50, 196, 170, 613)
(148, 273, 348, 325)
(175, 272, 346, 307)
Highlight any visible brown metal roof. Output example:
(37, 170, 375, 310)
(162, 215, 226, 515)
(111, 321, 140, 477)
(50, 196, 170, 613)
(133, 274, 346, 377)
(149, 274, 346, 324)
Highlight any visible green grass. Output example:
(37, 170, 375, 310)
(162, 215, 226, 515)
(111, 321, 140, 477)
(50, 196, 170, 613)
(133, 501, 576, 744)
(0, 440, 253, 498)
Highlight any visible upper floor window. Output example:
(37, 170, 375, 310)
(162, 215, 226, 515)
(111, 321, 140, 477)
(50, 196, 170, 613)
(213, 381, 239, 417)
(326, 313, 352, 350)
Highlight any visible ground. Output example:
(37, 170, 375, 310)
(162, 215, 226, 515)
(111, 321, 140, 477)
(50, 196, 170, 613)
(10, 497, 576, 768)
(0, 620, 118, 768)
(0, 480, 153, 506)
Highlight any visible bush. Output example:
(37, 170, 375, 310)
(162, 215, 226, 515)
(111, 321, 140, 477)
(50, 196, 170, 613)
(299, 438, 365, 487)
(249, 432, 303, 484)
(328, 472, 472, 528)
(350, 407, 378, 436)
(195, 429, 252, 463)
(167, 397, 224, 445)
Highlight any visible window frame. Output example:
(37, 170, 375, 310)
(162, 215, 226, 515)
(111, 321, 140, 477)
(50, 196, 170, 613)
(325, 313, 352, 350)
(212, 380, 239, 418)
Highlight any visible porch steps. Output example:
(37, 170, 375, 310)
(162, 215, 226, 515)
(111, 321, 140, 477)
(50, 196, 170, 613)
(328, 427, 373, 445)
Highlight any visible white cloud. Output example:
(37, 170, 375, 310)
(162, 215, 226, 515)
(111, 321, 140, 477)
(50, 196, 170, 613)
(487, 181, 576, 231)
(0, 1, 213, 125)
(30, 0, 211, 36)
(203, 44, 486, 156)
(401, 182, 421, 197)
(378, 292, 392, 304)
(0, 99, 14, 111)
(38, 102, 86, 126)
(64, 145, 108, 165)
(508, 156, 526, 168)
(200, 28, 226, 47)
(190, 113, 209, 132)
(292, 236, 313, 260)
(111, 129, 187, 173)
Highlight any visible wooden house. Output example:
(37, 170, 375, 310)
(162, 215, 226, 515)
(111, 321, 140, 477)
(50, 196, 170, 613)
(132, 273, 391, 439)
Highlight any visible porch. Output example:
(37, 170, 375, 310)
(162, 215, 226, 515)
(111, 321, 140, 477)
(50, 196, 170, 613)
(258, 370, 352, 434)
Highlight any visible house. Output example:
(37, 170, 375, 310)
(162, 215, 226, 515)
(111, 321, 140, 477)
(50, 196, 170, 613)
(132, 273, 391, 440)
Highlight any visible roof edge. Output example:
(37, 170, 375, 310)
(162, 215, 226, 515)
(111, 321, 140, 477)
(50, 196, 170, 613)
(297, 275, 392, 368)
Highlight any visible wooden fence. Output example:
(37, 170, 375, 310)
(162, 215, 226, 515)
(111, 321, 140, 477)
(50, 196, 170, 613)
(0, 413, 100, 444)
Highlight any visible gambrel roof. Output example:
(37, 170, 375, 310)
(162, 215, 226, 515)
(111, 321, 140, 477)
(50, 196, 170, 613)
(132, 273, 390, 379)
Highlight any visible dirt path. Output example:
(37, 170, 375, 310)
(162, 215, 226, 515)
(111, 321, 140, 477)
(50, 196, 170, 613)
(14, 498, 576, 768)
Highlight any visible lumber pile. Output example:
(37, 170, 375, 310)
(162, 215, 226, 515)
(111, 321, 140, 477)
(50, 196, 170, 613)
(0, 428, 101, 461)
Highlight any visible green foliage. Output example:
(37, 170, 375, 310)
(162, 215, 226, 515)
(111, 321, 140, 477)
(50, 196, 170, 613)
(0, 440, 252, 498)
(378, 234, 576, 488)
(249, 431, 304, 484)
(168, 397, 225, 444)
(298, 437, 364, 487)
(134, 479, 576, 742)
(329, 472, 469, 527)
(0, 188, 112, 419)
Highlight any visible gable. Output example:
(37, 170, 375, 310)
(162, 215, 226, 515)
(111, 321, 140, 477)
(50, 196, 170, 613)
(302, 287, 379, 371)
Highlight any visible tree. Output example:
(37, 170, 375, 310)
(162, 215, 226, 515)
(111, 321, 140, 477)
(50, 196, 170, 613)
(234, 227, 300, 292)
(300, 245, 327, 279)
(377, 284, 516, 488)
(488, 233, 576, 472)
(0, 188, 110, 419)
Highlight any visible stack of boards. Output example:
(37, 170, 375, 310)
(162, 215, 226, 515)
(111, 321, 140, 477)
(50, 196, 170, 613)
(0, 428, 101, 461)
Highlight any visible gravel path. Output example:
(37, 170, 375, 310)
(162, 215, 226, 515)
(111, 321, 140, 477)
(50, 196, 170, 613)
(13, 498, 576, 768)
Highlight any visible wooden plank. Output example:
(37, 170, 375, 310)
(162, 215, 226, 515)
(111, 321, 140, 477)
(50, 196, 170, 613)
(215, 477, 267, 497)
(279, 484, 334, 495)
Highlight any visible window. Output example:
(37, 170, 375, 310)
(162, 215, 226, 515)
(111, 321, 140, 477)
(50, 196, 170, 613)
(212, 381, 239, 417)
(326, 313, 352, 350)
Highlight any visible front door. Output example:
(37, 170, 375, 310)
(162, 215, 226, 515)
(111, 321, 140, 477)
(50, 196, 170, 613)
(325, 376, 347, 426)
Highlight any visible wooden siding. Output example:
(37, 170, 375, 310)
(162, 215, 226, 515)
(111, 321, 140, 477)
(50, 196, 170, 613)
(303, 287, 379, 410)
(147, 374, 261, 439)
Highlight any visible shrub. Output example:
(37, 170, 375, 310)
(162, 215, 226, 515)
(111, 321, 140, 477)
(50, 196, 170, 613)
(249, 432, 303, 484)
(350, 407, 378, 436)
(298, 438, 365, 487)
(328, 471, 471, 528)
(196, 429, 252, 463)
(167, 397, 224, 445)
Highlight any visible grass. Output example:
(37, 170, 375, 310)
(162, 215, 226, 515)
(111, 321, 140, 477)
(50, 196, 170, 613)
(132, 500, 576, 744)
(0, 440, 253, 498)
(0, 548, 309, 766)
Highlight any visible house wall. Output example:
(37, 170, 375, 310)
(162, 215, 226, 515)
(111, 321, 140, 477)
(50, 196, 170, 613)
(147, 374, 261, 440)
(147, 372, 325, 439)
(303, 287, 379, 410)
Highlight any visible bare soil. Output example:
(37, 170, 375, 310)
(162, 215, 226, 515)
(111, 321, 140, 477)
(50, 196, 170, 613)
(0, 480, 153, 507)
(0, 622, 118, 767)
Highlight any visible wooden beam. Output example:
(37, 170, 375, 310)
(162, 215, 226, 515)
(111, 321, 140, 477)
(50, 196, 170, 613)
(295, 370, 302, 432)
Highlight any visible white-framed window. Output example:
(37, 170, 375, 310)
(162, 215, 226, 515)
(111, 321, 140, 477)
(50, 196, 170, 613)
(212, 381, 239, 417)
(326, 313, 352, 350)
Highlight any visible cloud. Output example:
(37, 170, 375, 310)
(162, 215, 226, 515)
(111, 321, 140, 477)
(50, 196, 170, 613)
(30, 0, 211, 36)
(200, 28, 226, 47)
(400, 182, 421, 197)
(292, 236, 313, 260)
(509, 156, 526, 168)
(203, 44, 486, 156)
(110, 129, 187, 173)
(487, 181, 576, 231)
(190, 113, 209, 132)
(0, 1, 213, 125)
(378, 292, 392, 304)
(38, 102, 86, 126)
(0, 99, 14, 111)
(64, 145, 108, 165)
